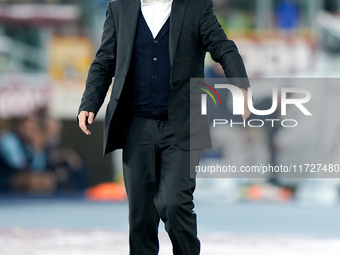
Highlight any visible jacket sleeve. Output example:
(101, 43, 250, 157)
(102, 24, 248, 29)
(199, 0, 249, 89)
(78, 2, 117, 116)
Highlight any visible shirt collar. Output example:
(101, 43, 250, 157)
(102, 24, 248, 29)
(141, 0, 173, 5)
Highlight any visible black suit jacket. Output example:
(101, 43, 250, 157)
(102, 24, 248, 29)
(79, 0, 249, 154)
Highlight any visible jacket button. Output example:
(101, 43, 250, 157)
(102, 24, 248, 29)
(153, 58, 158, 62)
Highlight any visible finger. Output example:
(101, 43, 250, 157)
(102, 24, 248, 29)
(78, 112, 88, 130)
(78, 112, 91, 135)
(88, 112, 95, 124)
(243, 110, 251, 120)
(242, 109, 246, 120)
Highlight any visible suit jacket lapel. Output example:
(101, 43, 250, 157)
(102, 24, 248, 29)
(122, 0, 188, 68)
(124, 0, 141, 67)
(169, 0, 189, 66)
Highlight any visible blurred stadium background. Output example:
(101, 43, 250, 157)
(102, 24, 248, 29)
(0, 0, 340, 254)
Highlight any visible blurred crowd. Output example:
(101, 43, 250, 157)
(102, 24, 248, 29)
(0, 0, 340, 203)
(0, 108, 86, 194)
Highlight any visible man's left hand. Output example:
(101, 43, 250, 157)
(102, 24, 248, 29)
(241, 88, 251, 120)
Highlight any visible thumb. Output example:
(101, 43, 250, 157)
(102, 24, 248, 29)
(88, 112, 95, 124)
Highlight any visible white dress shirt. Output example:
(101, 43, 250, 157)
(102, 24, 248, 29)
(140, 0, 173, 39)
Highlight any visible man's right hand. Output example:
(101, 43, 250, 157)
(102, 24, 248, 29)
(78, 111, 95, 135)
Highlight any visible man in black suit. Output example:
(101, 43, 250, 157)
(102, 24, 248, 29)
(78, 0, 250, 254)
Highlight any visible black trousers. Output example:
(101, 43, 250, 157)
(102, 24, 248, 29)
(123, 117, 201, 255)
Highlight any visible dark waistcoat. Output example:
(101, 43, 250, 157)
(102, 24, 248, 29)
(125, 11, 171, 120)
